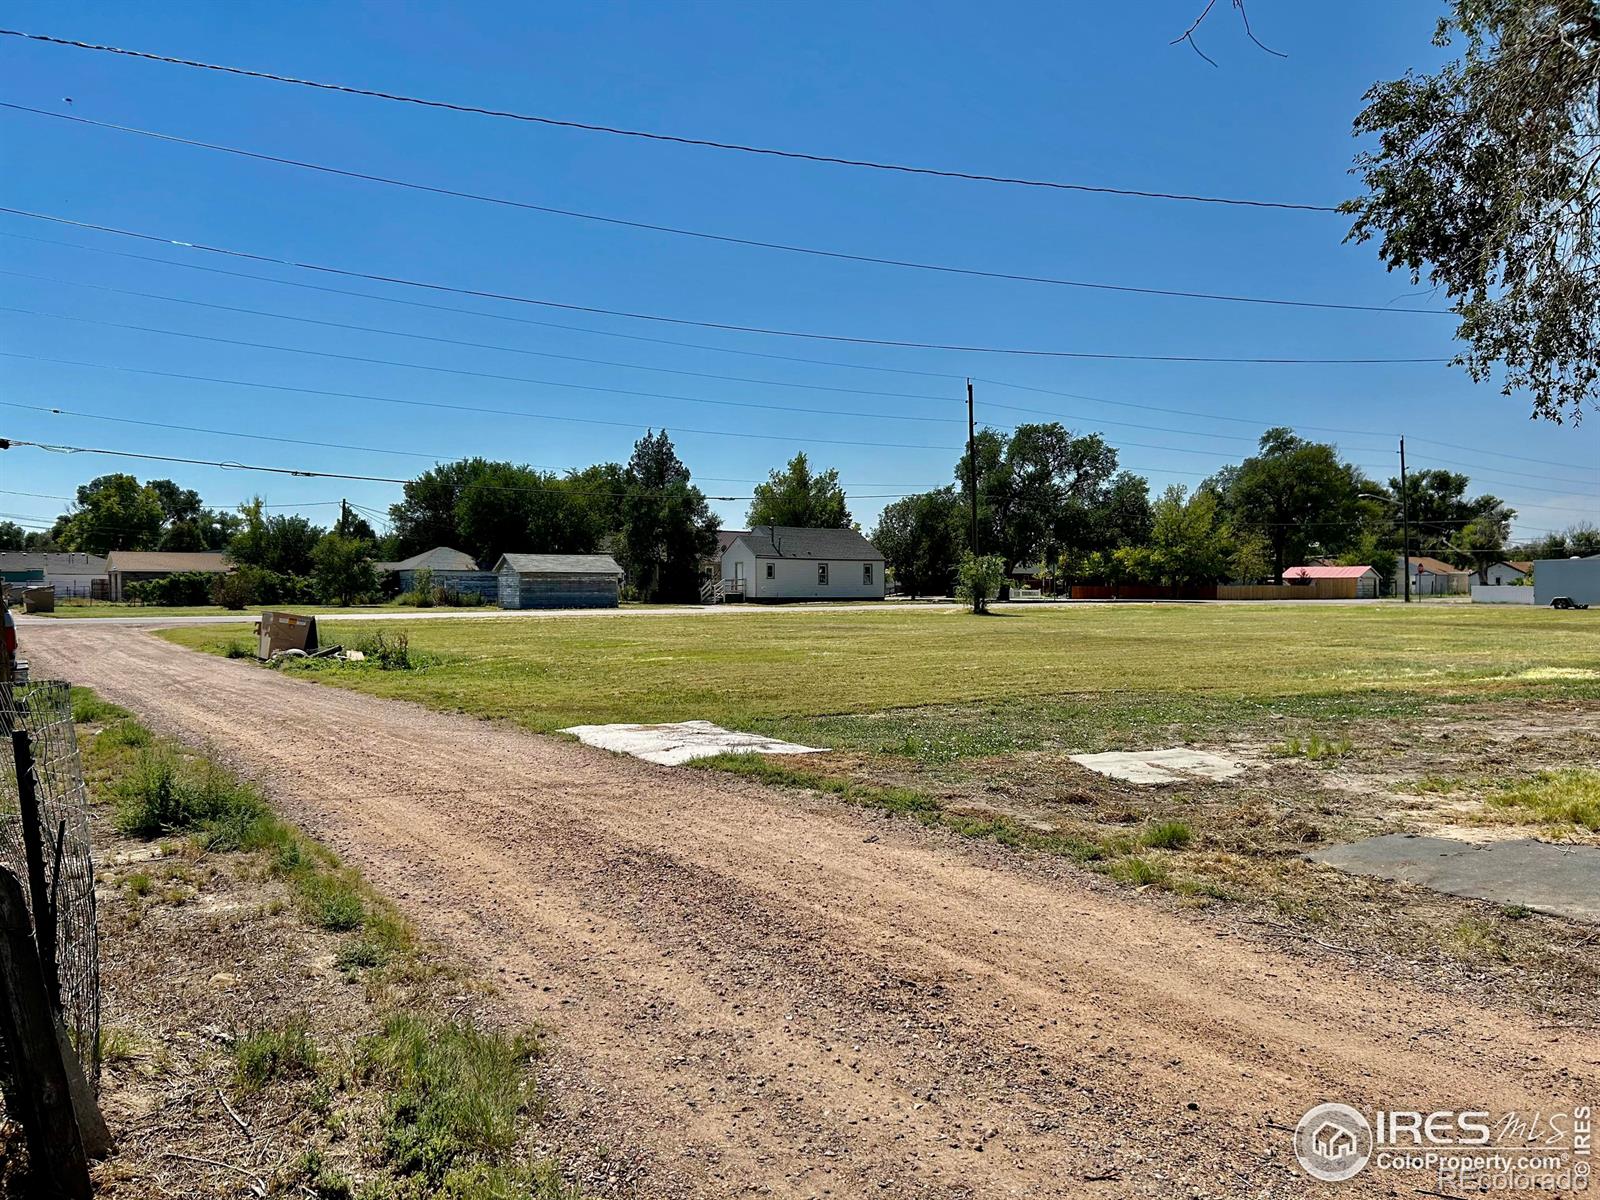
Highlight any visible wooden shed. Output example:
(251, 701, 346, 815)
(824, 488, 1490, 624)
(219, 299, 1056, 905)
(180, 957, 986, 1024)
(492, 553, 624, 609)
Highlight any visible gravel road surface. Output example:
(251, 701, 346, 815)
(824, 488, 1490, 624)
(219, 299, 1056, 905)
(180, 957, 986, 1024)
(28, 623, 1599, 1198)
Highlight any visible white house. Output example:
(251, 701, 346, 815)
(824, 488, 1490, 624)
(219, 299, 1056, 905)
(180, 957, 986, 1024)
(0, 552, 110, 599)
(720, 526, 885, 602)
(1482, 560, 1533, 586)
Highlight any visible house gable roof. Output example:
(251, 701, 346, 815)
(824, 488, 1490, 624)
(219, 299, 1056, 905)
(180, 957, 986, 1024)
(492, 553, 623, 576)
(732, 526, 881, 561)
(105, 551, 230, 574)
(374, 546, 479, 573)
(1408, 555, 1468, 576)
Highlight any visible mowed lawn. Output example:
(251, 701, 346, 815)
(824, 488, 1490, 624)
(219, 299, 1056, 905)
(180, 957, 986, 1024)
(160, 603, 1600, 733)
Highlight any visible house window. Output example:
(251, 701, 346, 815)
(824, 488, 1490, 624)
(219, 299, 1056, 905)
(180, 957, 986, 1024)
(765, 562, 775, 580)
(863, 563, 874, 585)
(817, 563, 829, 586)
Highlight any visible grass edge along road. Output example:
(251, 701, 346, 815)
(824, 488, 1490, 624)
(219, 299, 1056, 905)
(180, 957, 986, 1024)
(158, 601, 1600, 736)
(69, 687, 585, 1200)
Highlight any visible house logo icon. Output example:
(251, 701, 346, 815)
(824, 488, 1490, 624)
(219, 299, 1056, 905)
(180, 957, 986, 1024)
(1294, 1102, 1372, 1182)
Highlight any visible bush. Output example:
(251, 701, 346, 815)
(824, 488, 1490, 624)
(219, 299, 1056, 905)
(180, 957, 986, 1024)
(212, 564, 319, 610)
(955, 553, 1006, 614)
(113, 749, 267, 839)
(124, 571, 216, 606)
(353, 630, 419, 670)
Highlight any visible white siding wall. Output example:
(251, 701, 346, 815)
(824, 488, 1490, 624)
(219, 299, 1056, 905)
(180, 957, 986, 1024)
(1471, 584, 1535, 604)
(721, 542, 758, 597)
(725, 547, 884, 600)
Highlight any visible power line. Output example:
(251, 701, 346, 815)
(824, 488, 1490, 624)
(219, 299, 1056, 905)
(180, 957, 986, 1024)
(0, 208, 1450, 364)
(0, 269, 958, 404)
(0, 103, 1417, 315)
(0, 230, 967, 383)
(0, 30, 1339, 212)
(0, 305, 962, 424)
(15, 234, 1588, 485)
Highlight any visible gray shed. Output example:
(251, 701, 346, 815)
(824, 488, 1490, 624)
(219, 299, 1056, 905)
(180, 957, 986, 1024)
(492, 553, 624, 609)
(374, 546, 497, 600)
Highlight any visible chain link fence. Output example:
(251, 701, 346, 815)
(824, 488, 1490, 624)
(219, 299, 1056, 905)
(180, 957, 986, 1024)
(0, 680, 101, 1087)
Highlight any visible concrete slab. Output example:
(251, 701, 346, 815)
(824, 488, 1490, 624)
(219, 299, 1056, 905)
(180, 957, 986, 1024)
(561, 719, 828, 767)
(1312, 834, 1600, 924)
(1069, 747, 1246, 785)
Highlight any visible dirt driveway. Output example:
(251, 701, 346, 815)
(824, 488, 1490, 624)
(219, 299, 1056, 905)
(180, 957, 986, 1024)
(29, 624, 1600, 1198)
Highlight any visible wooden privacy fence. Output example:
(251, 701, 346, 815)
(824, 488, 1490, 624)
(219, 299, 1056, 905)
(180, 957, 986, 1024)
(1216, 580, 1358, 601)
(1066, 579, 1358, 601)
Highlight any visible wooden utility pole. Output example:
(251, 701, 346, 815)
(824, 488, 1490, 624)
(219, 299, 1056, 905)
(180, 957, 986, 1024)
(1399, 435, 1413, 604)
(966, 380, 979, 554)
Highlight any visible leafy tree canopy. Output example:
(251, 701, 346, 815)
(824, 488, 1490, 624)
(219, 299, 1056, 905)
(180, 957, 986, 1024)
(870, 488, 965, 598)
(1345, 0, 1600, 422)
(747, 453, 851, 529)
(614, 430, 719, 602)
(1215, 429, 1369, 582)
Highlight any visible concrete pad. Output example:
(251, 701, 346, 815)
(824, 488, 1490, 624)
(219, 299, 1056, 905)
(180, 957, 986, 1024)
(561, 719, 828, 767)
(1312, 834, 1600, 924)
(1069, 747, 1246, 785)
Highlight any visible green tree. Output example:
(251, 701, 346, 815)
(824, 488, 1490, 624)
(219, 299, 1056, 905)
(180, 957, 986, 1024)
(0, 521, 24, 551)
(1456, 511, 1514, 583)
(1390, 469, 1513, 563)
(332, 505, 377, 542)
(747, 452, 851, 529)
(1217, 429, 1366, 582)
(1147, 485, 1236, 589)
(388, 459, 491, 556)
(1344, 0, 1600, 422)
(956, 423, 1121, 570)
(955, 552, 1006, 614)
(615, 430, 719, 602)
(869, 488, 965, 598)
(56, 474, 166, 555)
(228, 499, 325, 576)
(311, 531, 378, 606)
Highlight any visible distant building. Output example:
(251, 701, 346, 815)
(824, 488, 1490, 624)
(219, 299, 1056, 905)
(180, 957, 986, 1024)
(719, 526, 885, 602)
(1482, 560, 1533, 586)
(0, 552, 109, 599)
(492, 553, 624, 609)
(1285, 564, 1381, 599)
(374, 547, 496, 601)
(1395, 555, 1471, 597)
(105, 551, 231, 601)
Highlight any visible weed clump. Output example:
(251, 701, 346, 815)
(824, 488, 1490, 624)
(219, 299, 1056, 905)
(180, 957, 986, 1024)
(235, 1017, 319, 1090)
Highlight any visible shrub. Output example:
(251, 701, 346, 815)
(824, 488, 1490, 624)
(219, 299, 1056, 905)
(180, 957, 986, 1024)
(353, 630, 418, 670)
(211, 564, 320, 610)
(955, 553, 1006, 614)
(125, 571, 216, 606)
(114, 749, 267, 839)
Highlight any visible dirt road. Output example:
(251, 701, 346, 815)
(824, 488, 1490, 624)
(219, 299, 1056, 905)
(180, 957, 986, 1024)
(31, 624, 1600, 1198)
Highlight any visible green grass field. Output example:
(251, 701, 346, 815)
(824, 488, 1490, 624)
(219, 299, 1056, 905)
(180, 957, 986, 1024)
(44, 601, 435, 619)
(161, 603, 1600, 743)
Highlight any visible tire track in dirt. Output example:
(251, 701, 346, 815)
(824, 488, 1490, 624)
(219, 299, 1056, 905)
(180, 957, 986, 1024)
(31, 624, 1600, 1198)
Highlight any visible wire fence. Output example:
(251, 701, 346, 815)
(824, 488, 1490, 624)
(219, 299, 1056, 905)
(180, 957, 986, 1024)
(0, 680, 101, 1088)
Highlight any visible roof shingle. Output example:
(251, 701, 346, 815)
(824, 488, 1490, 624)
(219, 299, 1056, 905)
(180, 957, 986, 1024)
(732, 526, 881, 561)
(492, 553, 623, 575)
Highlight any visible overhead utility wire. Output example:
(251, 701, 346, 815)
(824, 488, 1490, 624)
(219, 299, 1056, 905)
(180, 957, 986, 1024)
(0, 31, 1338, 212)
(0, 209, 1449, 364)
(0, 359, 950, 451)
(0, 270, 958, 403)
(20, 233, 1586, 479)
(0, 104, 1414, 315)
(0, 231, 967, 383)
(0, 305, 962, 424)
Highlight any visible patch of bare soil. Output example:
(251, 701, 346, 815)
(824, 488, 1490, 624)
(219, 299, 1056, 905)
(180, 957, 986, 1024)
(31, 729, 626, 1199)
(25, 624, 1600, 1199)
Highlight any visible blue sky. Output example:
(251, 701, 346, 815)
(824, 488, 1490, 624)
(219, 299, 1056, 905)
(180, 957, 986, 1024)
(2, 1, 1596, 544)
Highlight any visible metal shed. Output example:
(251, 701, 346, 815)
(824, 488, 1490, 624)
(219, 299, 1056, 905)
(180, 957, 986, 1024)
(491, 553, 624, 609)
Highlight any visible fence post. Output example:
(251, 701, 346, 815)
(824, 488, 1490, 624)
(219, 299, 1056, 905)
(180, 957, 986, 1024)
(0, 866, 92, 1198)
(12, 731, 59, 1009)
